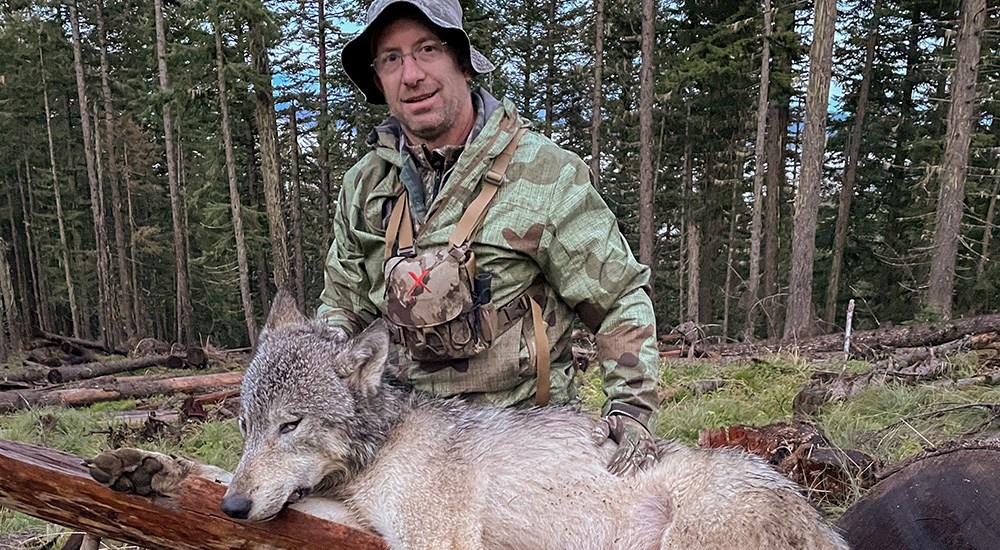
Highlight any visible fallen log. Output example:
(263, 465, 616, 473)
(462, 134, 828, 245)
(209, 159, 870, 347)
(0, 372, 244, 412)
(792, 335, 995, 413)
(185, 347, 208, 368)
(46, 355, 186, 384)
(709, 313, 1000, 357)
(25, 351, 62, 368)
(0, 439, 387, 550)
(37, 331, 128, 356)
(111, 410, 181, 426)
(2, 361, 51, 384)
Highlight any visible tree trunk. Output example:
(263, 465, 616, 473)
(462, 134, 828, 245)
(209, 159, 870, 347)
(317, 0, 331, 236)
(783, 0, 836, 340)
(249, 25, 290, 290)
(69, 2, 115, 348)
(926, 0, 986, 317)
(17, 161, 44, 331)
(723, 182, 739, 340)
(40, 43, 81, 339)
(0, 237, 20, 356)
(288, 102, 306, 309)
(543, 0, 556, 137)
(638, 0, 655, 276)
(214, 18, 257, 347)
(698, 176, 724, 325)
(976, 159, 999, 283)
(153, 0, 193, 344)
(824, 0, 882, 325)
(123, 143, 145, 336)
(245, 124, 272, 315)
(763, 101, 789, 339)
(681, 137, 694, 322)
(4, 184, 32, 339)
(589, 0, 605, 189)
(744, 0, 772, 341)
(686, 218, 701, 323)
(92, 103, 123, 344)
(96, 0, 135, 341)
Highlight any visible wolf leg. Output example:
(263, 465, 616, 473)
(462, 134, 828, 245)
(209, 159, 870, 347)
(86, 448, 232, 497)
(87, 448, 368, 530)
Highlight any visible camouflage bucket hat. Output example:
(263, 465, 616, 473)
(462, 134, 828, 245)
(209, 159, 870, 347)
(342, 0, 495, 104)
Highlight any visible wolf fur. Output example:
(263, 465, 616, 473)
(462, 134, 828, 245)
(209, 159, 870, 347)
(90, 291, 848, 549)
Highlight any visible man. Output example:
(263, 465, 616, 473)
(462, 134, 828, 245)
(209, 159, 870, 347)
(321, 0, 661, 475)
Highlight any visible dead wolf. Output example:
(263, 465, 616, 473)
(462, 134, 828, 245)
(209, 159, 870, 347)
(88, 292, 848, 549)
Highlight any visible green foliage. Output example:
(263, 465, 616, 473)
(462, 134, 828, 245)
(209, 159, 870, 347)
(654, 356, 811, 442)
(823, 382, 1000, 462)
(0, 407, 107, 456)
(580, 352, 1000, 474)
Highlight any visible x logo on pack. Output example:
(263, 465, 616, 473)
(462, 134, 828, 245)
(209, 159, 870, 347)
(408, 269, 432, 295)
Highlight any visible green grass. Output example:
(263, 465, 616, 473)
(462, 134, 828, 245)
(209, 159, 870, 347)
(654, 357, 811, 442)
(583, 352, 1000, 463)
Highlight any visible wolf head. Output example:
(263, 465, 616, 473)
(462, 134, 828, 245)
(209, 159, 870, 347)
(220, 290, 394, 522)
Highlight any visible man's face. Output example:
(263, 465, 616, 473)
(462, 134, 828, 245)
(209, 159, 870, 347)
(374, 18, 475, 149)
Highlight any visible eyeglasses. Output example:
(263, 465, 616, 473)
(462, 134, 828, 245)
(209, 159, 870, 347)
(372, 41, 449, 75)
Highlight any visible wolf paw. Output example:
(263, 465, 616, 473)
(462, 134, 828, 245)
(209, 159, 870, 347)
(85, 448, 186, 496)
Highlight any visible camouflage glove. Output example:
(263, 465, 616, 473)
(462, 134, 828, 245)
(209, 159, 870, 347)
(592, 412, 657, 476)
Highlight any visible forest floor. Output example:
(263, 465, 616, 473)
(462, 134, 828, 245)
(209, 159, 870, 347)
(2, 343, 1000, 548)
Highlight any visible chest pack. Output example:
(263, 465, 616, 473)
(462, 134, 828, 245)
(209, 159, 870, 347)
(383, 128, 552, 406)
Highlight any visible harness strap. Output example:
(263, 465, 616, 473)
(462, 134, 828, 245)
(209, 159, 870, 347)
(384, 126, 527, 258)
(448, 127, 528, 250)
(530, 296, 550, 407)
(384, 189, 408, 260)
(493, 280, 545, 333)
(495, 280, 550, 406)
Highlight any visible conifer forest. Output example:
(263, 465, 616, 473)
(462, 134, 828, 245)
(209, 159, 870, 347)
(0, 0, 998, 354)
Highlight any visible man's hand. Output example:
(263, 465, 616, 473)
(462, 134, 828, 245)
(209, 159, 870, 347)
(592, 413, 658, 476)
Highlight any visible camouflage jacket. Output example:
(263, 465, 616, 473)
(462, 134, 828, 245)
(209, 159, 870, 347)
(318, 91, 660, 423)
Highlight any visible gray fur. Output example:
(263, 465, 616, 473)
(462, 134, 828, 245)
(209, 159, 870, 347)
(220, 291, 850, 549)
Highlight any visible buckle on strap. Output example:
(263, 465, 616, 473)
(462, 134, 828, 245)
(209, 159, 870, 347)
(484, 169, 504, 186)
(494, 281, 547, 334)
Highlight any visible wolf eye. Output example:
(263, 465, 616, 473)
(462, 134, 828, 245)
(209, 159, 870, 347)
(279, 419, 301, 434)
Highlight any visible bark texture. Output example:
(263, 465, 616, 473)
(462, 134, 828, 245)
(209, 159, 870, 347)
(249, 24, 289, 290)
(69, 3, 115, 347)
(638, 0, 655, 273)
(926, 0, 986, 317)
(0, 439, 387, 550)
(825, 0, 882, 325)
(213, 18, 257, 346)
(153, 0, 193, 343)
(783, 0, 836, 340)
(589, 0, 605, 189)
(745, 0, 772, 340)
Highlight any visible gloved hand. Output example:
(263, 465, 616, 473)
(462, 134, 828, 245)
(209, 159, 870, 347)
(592, 412, 658, 476)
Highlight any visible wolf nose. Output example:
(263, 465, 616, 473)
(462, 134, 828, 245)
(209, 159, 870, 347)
(220, 493, 253, 519)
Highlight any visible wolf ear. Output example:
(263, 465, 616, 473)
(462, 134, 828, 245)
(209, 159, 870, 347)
(343, 319, 390, 397)
(264, 289, 307, 330)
